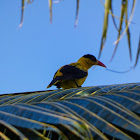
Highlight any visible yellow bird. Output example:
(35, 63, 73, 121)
(47, 54, 106, 89)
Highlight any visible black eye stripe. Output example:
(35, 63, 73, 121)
(83, 54, 97, 61)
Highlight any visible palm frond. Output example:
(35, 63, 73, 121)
(125, 0, 132, 61)
(114, 0, 136, 46)
(48, 0, 52, 23)
(134, 36, 140, 68)
(19, 0, 25, 28)
(111, 0, 133, 62)
(17, 1, 139, 64)
(74, 0, 80, 27)
(0, 83, 140, 139)
(110, 0, 126, 61)
(99, 0, 111, 59)
(110, 2, 119, 31)
(19, 0, 34, 28)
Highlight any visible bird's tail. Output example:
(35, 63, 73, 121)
(47, 84, 51, 88)
(47, 77, 60, 88)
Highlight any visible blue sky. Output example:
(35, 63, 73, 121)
(0, 0, 140, 94)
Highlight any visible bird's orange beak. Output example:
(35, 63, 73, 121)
(97, 60, 106, 68)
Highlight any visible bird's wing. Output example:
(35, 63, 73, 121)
(54, 64, 87, 80)
(47, 64, 87, 88)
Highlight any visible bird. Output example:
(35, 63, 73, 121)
(47, 54, 106, 89)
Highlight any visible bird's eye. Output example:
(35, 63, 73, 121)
(91, 56, 96, 61)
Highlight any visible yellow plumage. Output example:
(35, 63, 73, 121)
(47, 54, 106, 89)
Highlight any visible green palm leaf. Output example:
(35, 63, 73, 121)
(0, 83, 140, 139)
(134, 36, 140, 68)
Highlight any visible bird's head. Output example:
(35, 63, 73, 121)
(77, 54, 106, 69)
